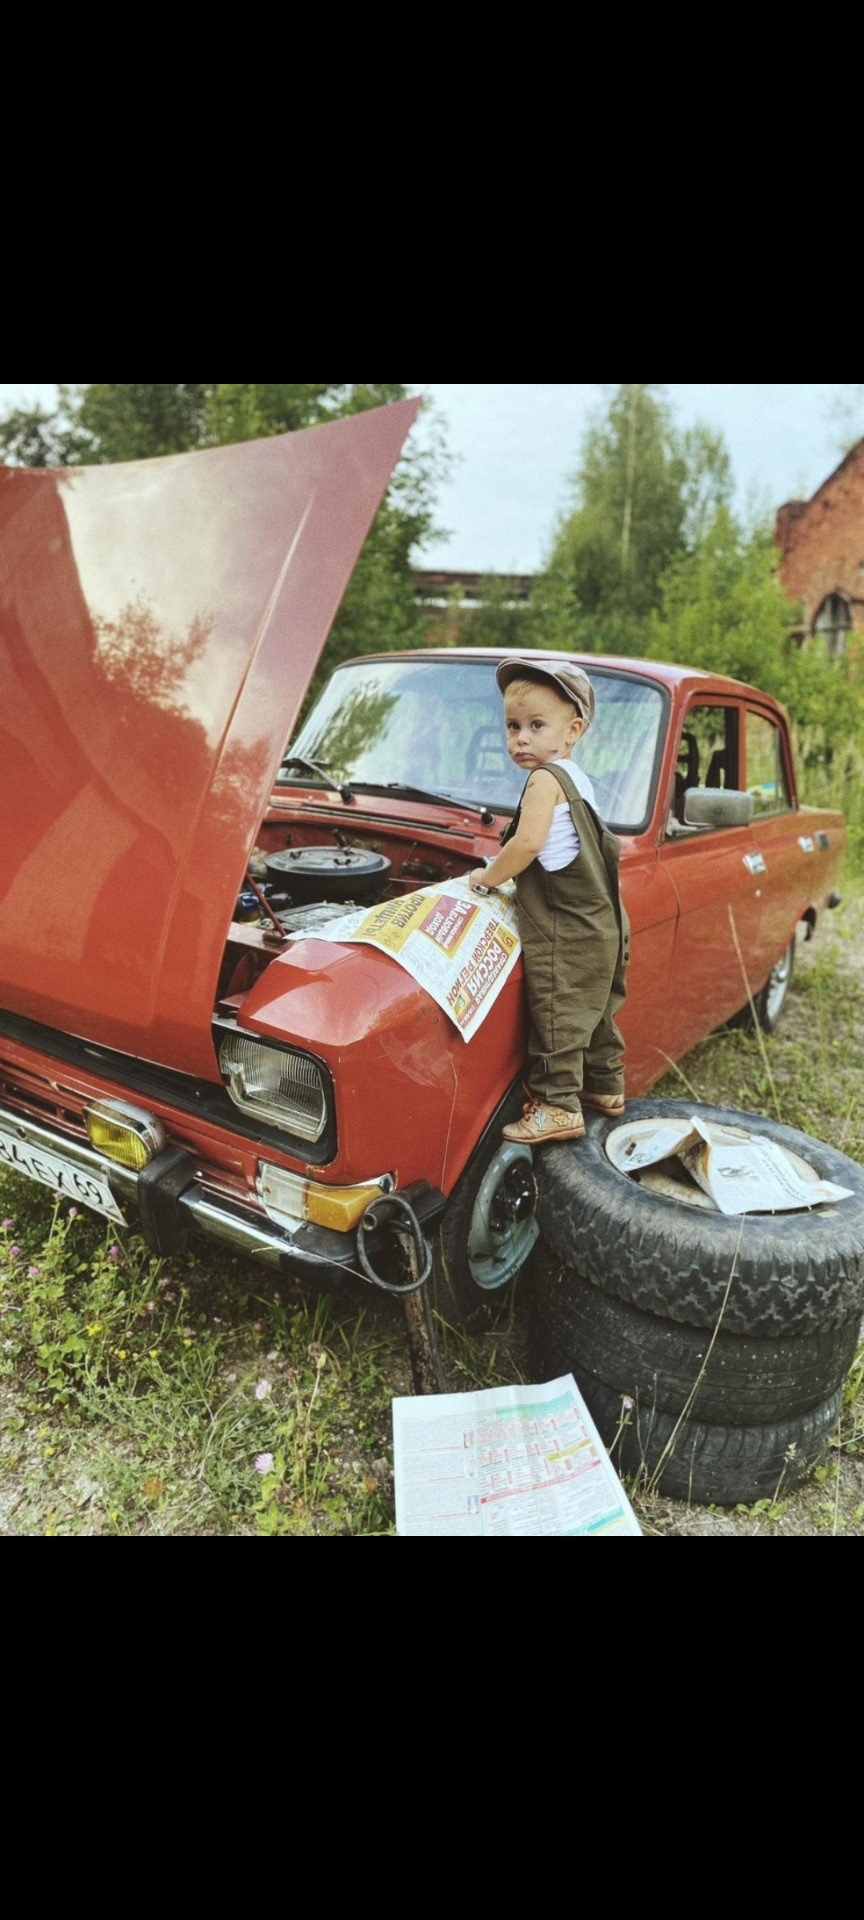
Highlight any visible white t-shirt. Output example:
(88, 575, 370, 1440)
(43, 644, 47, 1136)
(537, 758, 596, 872)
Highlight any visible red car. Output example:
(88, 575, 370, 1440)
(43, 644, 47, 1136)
(0, 400, 845, 1325)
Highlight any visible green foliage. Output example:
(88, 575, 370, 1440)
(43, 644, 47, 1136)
(644, 508, 864, 762)
(537, 384, 733, 654)
(58, 384, 211, 462)
(453, 573, 543, 653)
(0, 381, 450, 698)
(204, 383, 409, 443)
(0, 1191, 403, 1535)
(0, 402, 86, 467)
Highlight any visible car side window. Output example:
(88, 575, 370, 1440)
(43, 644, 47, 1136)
(672, 706, 738, 826)
(746, 712, 791, 816)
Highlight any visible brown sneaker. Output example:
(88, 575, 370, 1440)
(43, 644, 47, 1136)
(580, 1092, 626, 1115)
(502, 1100, 585, 1145)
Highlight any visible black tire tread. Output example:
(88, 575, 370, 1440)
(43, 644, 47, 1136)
(537, 1098, 864, 1337)
(529, 1333, 842, 1504)
(529, 1262, 862, 1422)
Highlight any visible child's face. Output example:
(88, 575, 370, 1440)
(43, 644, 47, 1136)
(504, 683, 585, 772)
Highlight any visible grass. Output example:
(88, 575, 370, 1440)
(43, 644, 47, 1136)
(1, 890, 863, 1537)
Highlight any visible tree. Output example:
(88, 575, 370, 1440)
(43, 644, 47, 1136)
(536, 384, 733, 655)
(0, 402, 85, 467)
(59, 384, 212, 462)
(644, 507, 864, 760)
(0, 382, 449, 701)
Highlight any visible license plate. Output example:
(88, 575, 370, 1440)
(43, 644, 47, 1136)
(0, 1126, 127, 1224)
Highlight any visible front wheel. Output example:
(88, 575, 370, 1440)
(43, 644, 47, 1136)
(431, 1089, 540, 1329)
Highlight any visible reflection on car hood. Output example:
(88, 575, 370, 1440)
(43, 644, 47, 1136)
(0, 398, 420, 1077)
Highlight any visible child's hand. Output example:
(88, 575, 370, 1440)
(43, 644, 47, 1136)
(468, 868, 492, 894)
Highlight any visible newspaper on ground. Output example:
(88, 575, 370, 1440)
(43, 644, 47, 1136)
(606, 1115, 854, 1216)
(287, 877, 520, 1042)
(392, 1374, 642, 1537)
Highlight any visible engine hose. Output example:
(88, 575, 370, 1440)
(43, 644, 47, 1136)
(355, 1193, 433, 1295)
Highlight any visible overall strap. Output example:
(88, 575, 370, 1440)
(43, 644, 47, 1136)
(541, 764, 626, 934)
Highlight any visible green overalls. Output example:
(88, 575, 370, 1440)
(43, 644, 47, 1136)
(504, 763, 630, 1114)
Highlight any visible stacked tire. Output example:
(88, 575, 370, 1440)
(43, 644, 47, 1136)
(528, 1098, 864, 1506)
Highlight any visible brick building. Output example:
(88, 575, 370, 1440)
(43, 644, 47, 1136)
(775, 441, 864, 657)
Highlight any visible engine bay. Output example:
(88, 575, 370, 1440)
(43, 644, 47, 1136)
(217, 814, 480, 1010)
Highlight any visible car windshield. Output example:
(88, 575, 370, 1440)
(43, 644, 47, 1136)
(286, 658, 666, 830)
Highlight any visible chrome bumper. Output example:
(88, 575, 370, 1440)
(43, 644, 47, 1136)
(0, 1101, 359, 1284)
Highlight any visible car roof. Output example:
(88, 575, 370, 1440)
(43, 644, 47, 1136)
(335, 648, 771, 705)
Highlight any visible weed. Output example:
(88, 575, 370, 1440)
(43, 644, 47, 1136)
(1, 893, 863, 1536)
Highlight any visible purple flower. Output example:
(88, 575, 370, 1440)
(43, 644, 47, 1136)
(254, 1379, 272, 1401)
(2, 1218, 14, 1230)
(255, 1452, 275, 1475)
(108, 1245, 120, 1261)
(622, 1396, 635, 1412)
(28, 1265, 41, 1278)
(9, 1245, 21, 1259)
(68, 1206, 78, 1219)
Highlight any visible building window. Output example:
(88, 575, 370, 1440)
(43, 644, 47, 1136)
(813, 592, 851, 659)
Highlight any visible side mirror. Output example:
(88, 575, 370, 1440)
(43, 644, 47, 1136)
(684, 786, 754, 829)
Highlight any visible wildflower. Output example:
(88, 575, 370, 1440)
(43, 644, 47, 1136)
(9, 1245, 21, 1259)
(255, 1378, 272, 1400)
(68, 1206, 78, 1219)
(255, 1452, 275, 1475)
(107, 1245, 120, 1262)
(622, 1395, 635, 1411)
(1, 1218, 13, 1230)
(28, 1265, 41, 1278)
(273, 1291, 282, 1305)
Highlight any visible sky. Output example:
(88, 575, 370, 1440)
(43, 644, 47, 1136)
(1, 383, 858, 575)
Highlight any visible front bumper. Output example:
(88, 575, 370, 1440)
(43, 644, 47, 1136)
(0, 1099, 443, 1290)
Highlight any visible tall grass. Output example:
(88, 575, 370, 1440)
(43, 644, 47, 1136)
(793, 727, 864, 878)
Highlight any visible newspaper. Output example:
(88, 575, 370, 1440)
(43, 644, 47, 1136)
(392, 1374, 642, 1537)
(287, 877, 520, 1042)
(606, 1115, 854, 1216)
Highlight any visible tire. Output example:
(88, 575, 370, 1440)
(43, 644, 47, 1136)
(728, 934, 795, 1032)
(535, 1098, 864, 1338)
(432, 1085, 540, 1328)
(528, 1265, 862, 1423)
(528, 1335, 843, 1505)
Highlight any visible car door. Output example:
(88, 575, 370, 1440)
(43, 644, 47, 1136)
(743, 704, 810, 984)
(657, 700, 765, 1058)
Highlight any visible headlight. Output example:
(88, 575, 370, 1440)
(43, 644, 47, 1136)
(219, 1032, 328, 1142)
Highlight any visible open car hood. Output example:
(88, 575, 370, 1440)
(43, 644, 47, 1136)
(0, 397, 420, 1077)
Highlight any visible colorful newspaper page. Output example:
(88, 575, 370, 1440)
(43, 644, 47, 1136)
(287, 877, 521, 1042)
(605, 1115, 853, 1215)
(392, 1374, 642, 1537)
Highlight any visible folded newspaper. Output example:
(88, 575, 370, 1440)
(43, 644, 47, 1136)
(286, 877, 520, 1042)
(392, 1374, 642, 1537)
(606, 1115, 853, 1216)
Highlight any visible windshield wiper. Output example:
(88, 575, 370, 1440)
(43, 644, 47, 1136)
(277, 756, 355, 803)
(349, 781, 496, 827)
